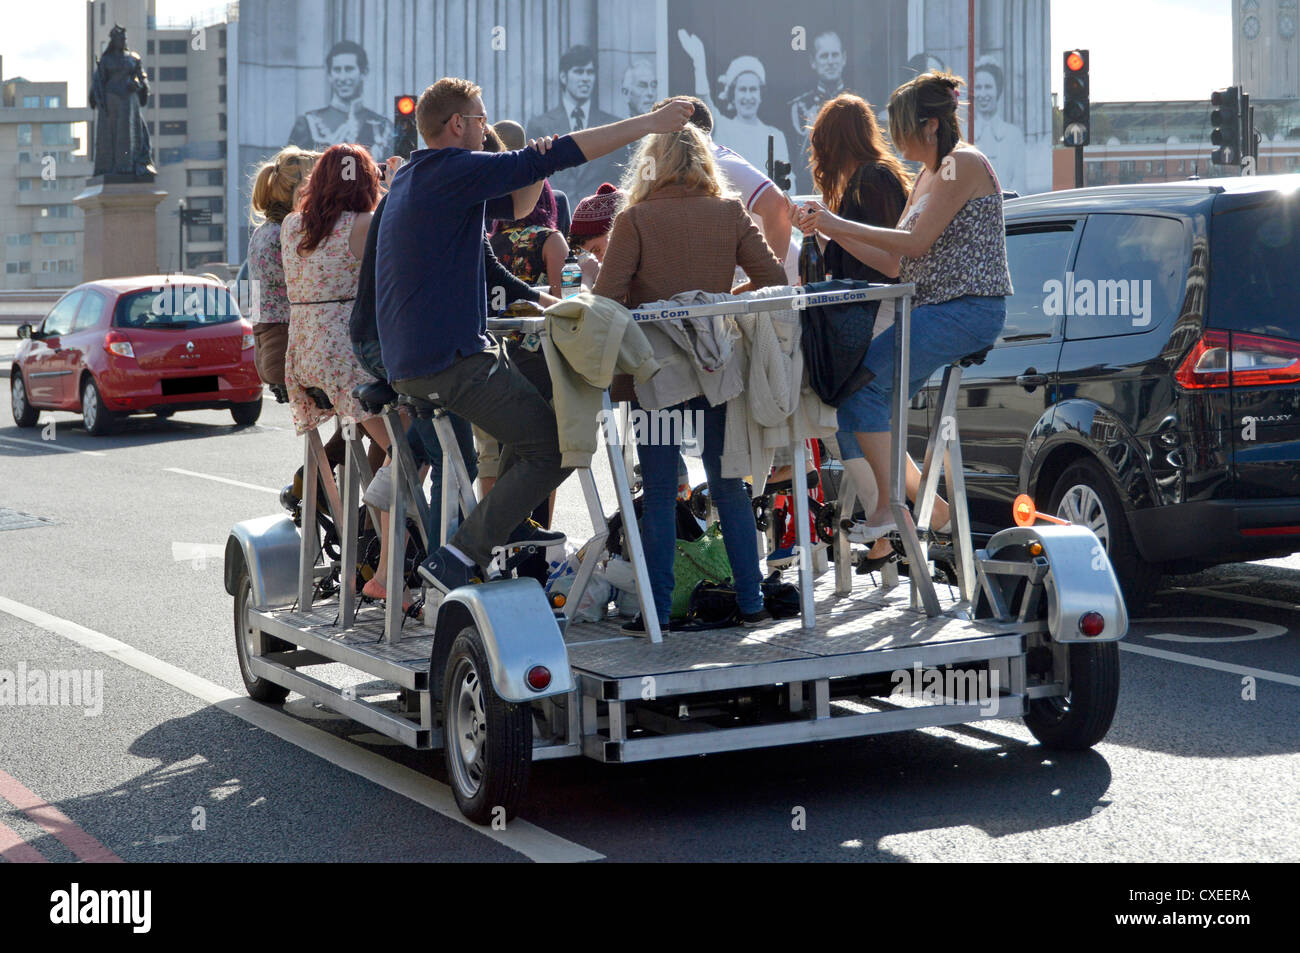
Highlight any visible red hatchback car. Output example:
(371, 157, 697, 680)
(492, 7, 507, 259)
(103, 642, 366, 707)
(10, 275, 263, 435)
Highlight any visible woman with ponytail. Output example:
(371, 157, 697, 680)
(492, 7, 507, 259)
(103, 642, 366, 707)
(794, 71, 1013, 548)
(247, 146, 319, 393)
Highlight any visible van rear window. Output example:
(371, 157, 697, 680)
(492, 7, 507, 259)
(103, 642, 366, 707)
(1209, 197, 1300, 339)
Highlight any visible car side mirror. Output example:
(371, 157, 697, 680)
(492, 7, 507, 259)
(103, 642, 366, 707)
(17, 323, 32, 339)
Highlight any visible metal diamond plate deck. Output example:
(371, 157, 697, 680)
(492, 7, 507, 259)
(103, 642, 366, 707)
(562, 577, 988, 679)
(263, 602, 434, 671)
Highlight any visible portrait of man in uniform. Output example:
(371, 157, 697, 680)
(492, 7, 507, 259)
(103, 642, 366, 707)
(789, 30, 848, 192)
(288, 40, 393, 158)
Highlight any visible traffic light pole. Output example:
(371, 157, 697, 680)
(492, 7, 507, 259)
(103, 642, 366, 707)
(1074, 145, 1084, 189)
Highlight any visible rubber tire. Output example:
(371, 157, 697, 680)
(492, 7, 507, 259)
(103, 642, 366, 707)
(11, 372, 39, 428)
(231, 396, 263, 426)
(1023, 641, 1120, 750)
(154, 410, 175, 419)
(441, 628, 531, 825)
(233, 566, 291, 704)
(80, 376, 118, 436)
(1048, 459, 1159, 611)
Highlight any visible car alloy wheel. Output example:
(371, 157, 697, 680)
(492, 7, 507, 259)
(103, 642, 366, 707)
(82, 380, 98, 431)
(1056, 484, 1109, 550)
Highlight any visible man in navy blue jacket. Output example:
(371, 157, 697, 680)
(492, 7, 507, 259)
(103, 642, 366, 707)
(377, 76, 690, 595)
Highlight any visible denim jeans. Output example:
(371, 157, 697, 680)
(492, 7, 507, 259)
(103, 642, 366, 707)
(837, 295, 1007, 458)
(353, 337, 480, 542)
(636, 396, 763, 623)
(411, 414, 479, 546)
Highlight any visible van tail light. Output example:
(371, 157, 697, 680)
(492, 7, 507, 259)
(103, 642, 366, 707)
(1175, 330, 1300, 389)
(104, 330, 134, 359)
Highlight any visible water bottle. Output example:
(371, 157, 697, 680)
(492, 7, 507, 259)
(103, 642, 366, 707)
(561, 256, 583, 295)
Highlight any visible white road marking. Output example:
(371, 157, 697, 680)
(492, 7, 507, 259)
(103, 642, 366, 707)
(0, 435, 105, 457)
(1158, 585, 1300, 613)
(1120, 642, 1300, 688)
(1136, 617, 1289, 643)
(0, 594, 603, 863)
(165, 467, 280, 495)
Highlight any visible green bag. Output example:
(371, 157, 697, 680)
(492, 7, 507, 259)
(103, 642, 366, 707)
(670, 522, 733, 619)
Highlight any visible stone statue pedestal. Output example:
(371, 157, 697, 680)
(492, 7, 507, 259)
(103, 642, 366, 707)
(73, 177, 168, 280)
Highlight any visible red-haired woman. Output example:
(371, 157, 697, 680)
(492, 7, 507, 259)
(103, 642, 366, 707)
(281, 143, 403, 605)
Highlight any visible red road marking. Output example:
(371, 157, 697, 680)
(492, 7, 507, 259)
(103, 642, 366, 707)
(0, 769, 122, 863)
(0, 819, 48, 863)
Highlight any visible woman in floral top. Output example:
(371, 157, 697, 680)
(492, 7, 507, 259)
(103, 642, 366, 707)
(488, 180, 568, 297)
(247, 146, 318, 393)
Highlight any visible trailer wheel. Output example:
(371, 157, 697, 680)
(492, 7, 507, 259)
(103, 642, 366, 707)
(1023, 641, 1120, 750)
(233, 566, 290, 704)
(442, 627, 531, 825)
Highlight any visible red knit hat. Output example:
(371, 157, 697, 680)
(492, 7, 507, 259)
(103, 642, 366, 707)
(569, 183, 624, 238)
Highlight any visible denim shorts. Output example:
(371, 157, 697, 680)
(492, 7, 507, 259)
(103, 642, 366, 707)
(836, 295, 1006, 455)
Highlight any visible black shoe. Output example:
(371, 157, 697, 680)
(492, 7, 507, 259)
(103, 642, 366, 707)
(620, 614, 672, 636)
(418, 546, 482, 595)
(855, 550, 898, 575)
(506, 519, 566, 548)
(739, 608, 772, 627)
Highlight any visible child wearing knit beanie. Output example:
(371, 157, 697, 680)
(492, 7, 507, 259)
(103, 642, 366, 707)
(568, 182, 625, 287)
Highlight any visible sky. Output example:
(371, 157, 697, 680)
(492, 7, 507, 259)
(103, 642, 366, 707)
(3, 0, 1236, 109)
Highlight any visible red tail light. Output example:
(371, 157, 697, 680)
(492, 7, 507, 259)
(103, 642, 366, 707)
(240, 320, 254, 350)
(1078, 611, 1105, 637)
(1175, 330, 1300, 389)
(526, 665, 551, 691)
(104, 329, 134, 359)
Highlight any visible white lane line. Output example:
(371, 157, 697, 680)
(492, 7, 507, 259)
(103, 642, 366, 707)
(165, 467, 280, 495)
(0, 594, 603, 863)
(1158, 585, 1300, 613)
(0, 435, 106, 457)
(1120, 642, 1300, 688)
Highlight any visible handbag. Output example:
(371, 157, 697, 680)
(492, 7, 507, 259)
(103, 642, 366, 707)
(670, 522, 732, 619)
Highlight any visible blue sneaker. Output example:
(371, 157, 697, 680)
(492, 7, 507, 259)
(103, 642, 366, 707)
(418, 546, 483, 596)
(766, 544, 797, 570)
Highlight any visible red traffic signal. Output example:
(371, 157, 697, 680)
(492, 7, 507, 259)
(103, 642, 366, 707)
(1066, 51, 1085, 73)
(1061, 49, 1090, 147)
(396, 95, 416, 117)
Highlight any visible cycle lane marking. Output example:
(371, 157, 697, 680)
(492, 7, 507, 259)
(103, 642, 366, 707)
(0, 593, 603, 863)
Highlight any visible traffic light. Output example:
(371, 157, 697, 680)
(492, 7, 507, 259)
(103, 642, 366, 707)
(1062, 49, 1090, 147)
(1210, 87, 1242, 166)
(394, 94, 418, 160)
(772, 159, 792, 192)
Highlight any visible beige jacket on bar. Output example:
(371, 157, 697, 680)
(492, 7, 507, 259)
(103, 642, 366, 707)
(542, 293, 661, 469)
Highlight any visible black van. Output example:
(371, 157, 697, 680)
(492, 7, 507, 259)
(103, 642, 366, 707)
(912, 175, 1300, 606)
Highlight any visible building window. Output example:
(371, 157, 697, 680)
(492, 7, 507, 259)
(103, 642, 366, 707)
(158, 67, 188, 82)
(159, 147, 184, 164)
(18, 179, 32, 192)
(189, 196, 224, 214)
(18, 152, 31, 163)
(6, 234, 32, 247)
(219, 86, 226, 104)
(160, 93, 187, 109)
(147, 39, 155, 55)
(219, 113, 227, 131)
(187, 168, 224, 187)
(220, 28, 227, 47)
(23, 95, 41, 108)
(188, 225, 224, 243)
(39, 206, 72, 219)
(101, 4, 105, 24)
(18, 124, 32, 146)
(6, 262, 32, 274)
(42, 234, 60, 246)
(186, 251, 223, 268)
(160, 120, 188, 136)
(159, 39, 188, 55)
(40, 124, 74, 146)
(219, 57, 226, 76)
(40, 178, 58, 191)
(44, 95, 61, 108)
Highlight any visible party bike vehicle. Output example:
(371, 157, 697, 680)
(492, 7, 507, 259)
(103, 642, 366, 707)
(224, 285, 1128, 825)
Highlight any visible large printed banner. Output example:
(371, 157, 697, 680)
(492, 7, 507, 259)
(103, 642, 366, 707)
(234, 0, 1051, 258)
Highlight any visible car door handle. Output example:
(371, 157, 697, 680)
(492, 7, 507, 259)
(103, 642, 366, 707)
(1016, 371, 1049, 389)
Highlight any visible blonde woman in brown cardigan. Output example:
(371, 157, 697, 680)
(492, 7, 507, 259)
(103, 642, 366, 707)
(594, 123, 786, 634)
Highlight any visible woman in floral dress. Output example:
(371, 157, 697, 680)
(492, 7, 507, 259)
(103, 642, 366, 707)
(281, 143, 405, 606)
